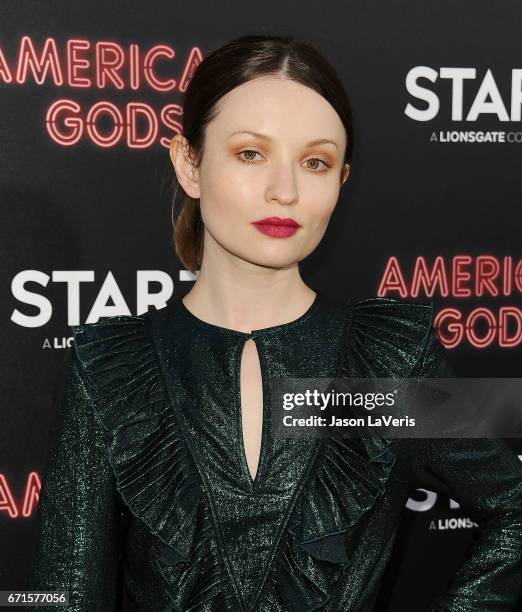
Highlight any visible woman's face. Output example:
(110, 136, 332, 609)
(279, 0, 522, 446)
(173, 75, 350, 269)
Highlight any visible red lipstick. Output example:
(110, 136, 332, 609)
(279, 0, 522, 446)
(252, 216, 301, 238)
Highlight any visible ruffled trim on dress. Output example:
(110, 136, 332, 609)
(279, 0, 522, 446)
(341, 296, 434, 379)
(265, 297, 434, 611)
(71, 315, 232, 610)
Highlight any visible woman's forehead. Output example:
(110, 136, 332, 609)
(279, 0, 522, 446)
(208, 78, 346, 145)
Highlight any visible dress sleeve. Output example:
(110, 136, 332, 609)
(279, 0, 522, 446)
(410, 324, 522, 612)
(27, 347, 123, 611)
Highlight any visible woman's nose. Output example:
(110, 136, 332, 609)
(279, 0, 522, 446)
(265, 167, 299, 206)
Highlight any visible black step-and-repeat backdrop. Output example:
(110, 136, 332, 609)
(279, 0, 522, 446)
(1, 2, 521, 610)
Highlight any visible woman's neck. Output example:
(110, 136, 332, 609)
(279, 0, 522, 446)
(181, 262, 317, 335)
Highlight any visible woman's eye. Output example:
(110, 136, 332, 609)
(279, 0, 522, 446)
(238, 150, 263, 163)
(305, 158, 331, 172)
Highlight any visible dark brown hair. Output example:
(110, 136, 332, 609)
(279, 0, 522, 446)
(172, 34, 354, 273)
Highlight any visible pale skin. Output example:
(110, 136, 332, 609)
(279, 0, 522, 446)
(169, 75, 350, 481)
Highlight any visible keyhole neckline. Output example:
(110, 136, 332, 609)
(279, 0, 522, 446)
(176, 291, 323, 337)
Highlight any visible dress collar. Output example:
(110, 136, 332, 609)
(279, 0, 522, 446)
(173, 291, 324, 338)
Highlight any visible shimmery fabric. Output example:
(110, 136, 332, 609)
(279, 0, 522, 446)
(27, 294, 522, 611)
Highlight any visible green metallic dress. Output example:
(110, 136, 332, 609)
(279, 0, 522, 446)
(28, 293, 522, 611)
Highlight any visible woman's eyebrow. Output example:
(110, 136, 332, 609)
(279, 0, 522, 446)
(227, 130, 338, 149)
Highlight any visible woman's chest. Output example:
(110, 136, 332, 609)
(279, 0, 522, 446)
(171, 326, 344, 496)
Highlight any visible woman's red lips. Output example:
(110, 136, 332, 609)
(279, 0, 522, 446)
(253, 216, 300, 227)
(252, 217, 301, 238)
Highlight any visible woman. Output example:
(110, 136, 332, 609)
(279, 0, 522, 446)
(29, 34, 522, 611)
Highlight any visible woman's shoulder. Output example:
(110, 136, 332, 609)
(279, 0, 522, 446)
(70, 303, 169, 356)
(70, 310, 151, 366)
(71, 310, 151, 337)
(348, 295, 435, 338)
(321, 293, 434, 323)
(334, 295, 439, 378)
(68, 309, 161, 422)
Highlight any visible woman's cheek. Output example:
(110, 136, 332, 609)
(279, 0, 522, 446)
(310, 198, 337, 227)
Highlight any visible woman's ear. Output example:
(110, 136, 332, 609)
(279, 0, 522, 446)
(341, 163, 350, 185)
(169, 135, 201, 199)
